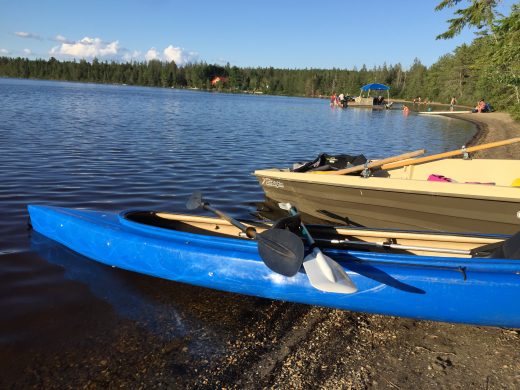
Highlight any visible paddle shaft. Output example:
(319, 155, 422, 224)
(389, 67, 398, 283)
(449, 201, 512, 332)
(316, 238, 471, 255)
(381, 137, 520, 171)
(188, 192, 304, 277)
(203, 204, 256, 238)
(325, 149, 426, 175)
(286, 207, 315, 245)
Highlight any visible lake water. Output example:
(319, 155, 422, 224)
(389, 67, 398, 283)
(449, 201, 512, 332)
(0, 78, 476, 386)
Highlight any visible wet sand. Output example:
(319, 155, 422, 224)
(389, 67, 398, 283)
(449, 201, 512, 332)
(2, 112, 520, 389)
(452, 112, 520, 157)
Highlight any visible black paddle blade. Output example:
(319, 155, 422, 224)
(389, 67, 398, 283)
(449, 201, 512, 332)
(257, 228, 304, 277)
(186, 191, 203, 210)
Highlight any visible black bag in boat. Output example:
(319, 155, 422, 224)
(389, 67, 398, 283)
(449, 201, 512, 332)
(291, 153, 367, 173)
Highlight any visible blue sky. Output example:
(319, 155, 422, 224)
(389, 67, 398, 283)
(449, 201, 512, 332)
(0, 0, 516, 69)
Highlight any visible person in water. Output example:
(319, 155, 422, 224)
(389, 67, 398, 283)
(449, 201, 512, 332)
(450, 96, 457, 111)
(330, 93, 336, 106)
(338, 93, 346, 107)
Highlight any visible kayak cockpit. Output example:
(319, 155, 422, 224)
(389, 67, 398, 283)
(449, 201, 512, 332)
(122, 210, 268, 239)
(120, 210, 520, 259)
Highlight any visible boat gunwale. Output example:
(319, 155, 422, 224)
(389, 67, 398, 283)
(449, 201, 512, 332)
(27, 205, 520, 269)
(254, 168, 520, 201)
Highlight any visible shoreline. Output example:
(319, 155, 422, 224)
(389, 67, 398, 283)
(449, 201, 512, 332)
(443, 111, 520, 158)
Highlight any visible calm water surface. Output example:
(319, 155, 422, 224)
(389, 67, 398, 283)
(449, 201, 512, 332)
(0, 78, 476, 386)
(1, 78, 476, 250)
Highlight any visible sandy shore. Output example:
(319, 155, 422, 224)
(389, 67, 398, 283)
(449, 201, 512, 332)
(453, 112, 520, 158)
(1, 112, 519, 390)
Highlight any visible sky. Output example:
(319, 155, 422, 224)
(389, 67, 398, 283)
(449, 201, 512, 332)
(0, 0, 517, 70)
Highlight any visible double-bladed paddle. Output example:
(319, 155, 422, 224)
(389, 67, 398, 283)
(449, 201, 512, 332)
(278, 203, 357, 294)
(186, 192, 304, 277)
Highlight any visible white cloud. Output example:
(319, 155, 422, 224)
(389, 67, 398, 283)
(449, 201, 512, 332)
(45, 34, 198, 64)
(23, 48, 32, 55)
(163, 45, 198, 65)
(145, 47, 160, 61)
(143, 45, 198, 64)
(54, 34, 73, 43)
(15, 31, 42, 40)
(0, 49, 9, 55)
(50, 37, 120, 59)
(163, 45, 183, 64)
(122, 50, 142, 62)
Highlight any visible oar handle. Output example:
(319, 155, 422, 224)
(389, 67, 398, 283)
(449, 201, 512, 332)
(324, 149, 426, 175)
(381, 137, 520, 171)
(203, 204, 257, 238)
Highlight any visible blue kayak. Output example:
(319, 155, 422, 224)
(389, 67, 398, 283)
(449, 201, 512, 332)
(27, 205, 520, 328)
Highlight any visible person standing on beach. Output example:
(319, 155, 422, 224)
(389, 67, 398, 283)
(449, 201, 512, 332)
(450, 96, 457, 111)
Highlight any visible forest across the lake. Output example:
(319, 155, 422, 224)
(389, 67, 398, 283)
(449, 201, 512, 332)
(1, 3, 518, 119)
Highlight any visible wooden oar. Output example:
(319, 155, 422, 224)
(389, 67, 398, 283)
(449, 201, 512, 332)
(279, 203, 357, 294)
(381, 138, 520, 171)
(187, 192, 304, 277)
(323, 149, 426, 175)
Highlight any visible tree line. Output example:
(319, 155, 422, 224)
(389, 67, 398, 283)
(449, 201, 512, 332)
(1, 2, 518, 118)
(0, 56, 409, 98)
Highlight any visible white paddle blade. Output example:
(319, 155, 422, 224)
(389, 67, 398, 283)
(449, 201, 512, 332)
(303, 248, 357, 294)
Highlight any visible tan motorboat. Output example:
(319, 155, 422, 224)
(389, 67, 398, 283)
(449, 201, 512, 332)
(255, 140, 520, 234)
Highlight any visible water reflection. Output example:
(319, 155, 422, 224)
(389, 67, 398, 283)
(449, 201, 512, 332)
(28, 232, 251, 350)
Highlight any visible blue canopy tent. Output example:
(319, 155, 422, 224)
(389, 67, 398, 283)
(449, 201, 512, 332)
(358, 83, 391, 106)
(361, 83, 390, 92)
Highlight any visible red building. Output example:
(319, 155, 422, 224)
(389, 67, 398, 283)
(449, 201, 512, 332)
(211, 76, 229, 85)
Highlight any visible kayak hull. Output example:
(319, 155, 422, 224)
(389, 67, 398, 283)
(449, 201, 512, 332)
(28, 205, 520, 328)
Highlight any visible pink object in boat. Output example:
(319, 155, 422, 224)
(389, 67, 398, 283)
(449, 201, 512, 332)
(427, 174, 455, 182)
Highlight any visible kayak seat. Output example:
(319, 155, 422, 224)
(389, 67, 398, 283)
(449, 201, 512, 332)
(471, 230, 520, 259)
